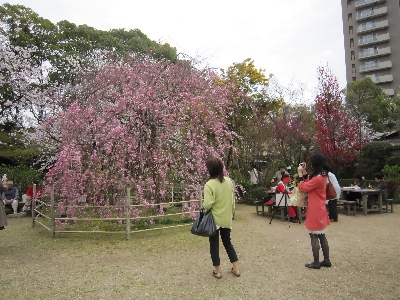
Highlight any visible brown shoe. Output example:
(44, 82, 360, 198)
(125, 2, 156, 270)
(231, 268, 241, 277)
(212, 270, 222, 279)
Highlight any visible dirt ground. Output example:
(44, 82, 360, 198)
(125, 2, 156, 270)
(1, 204, 400, 300)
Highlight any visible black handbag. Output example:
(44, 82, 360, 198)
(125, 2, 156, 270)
(190, 208, 217, 237)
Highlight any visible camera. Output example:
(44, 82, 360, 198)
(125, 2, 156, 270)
(299, 163, 304, 167)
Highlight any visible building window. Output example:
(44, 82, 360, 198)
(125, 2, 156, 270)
(350, 38, 354, 48)
(349, 26, 353, 35)
(352, 77, 356, 81)
(348, 13, 352, 21)
(347, 0, 352, 7)
(352, 64, 356, 73)
(351, 51, 355, 60)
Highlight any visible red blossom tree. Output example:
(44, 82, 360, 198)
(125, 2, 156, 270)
(315, 66, 361, 172)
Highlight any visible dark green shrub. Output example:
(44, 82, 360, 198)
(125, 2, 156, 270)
(385, 156, 400, 167)
(359, 142, 393, 179)
(382, 165, 400, 202)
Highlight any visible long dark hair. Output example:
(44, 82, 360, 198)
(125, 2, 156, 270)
(308, 153, 330, 179)
(206, 157, 225, 183)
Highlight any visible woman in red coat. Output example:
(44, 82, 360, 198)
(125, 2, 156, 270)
(299, 153, 331, 269)
(22, 181, 42, 212)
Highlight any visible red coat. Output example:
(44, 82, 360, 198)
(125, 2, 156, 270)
(299, 175, 330, 231)
(26, 186, 42, 199)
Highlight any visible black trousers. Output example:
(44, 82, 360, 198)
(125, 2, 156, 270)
(327, 199, 338, 221)
(209, 227, 238, 266)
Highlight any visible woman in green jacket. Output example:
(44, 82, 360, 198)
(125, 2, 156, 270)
(203, 157, 240, 279)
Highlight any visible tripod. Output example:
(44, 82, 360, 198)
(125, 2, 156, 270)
(269, 190, 301, 226)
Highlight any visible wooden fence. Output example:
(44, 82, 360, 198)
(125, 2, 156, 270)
(32, 186, 203, 239)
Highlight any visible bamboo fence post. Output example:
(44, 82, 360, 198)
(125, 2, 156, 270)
(126, 188, 131, 240)
(50, 189, 55, 237)
(31, 184, 36, 227)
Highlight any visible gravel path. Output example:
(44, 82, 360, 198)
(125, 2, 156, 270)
(1, 204, 399, 299)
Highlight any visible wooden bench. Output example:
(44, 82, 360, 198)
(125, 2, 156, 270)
(4, 201, 26, 215)
(337, 200, 357, 216)
(256, 202, 305, 222)
(256, 202, 286, 220)
(383, 198, 394, 213)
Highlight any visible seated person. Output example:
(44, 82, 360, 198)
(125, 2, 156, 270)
(2, 181, 19, 214)
(346, 173, 366, 203)
(353, 174, 366, 188)
(266, 174, 298, 223)
(22, 181, 42, 212)
(367, 172, 388, 207)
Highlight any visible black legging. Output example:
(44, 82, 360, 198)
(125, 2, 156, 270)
(209, 228, 238, 266)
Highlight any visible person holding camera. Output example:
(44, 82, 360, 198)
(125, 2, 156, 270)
(297, 162, 307, 181)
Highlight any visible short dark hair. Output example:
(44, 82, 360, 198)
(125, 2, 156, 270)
(206, 157, 225, 183)
(374, 172, 383, 180)
(279, 165, 285, 169)
(354, 173, 362, 181)
(281, 174, 290, 179)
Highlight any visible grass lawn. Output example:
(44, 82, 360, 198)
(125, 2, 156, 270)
(1, 204, 400, 299)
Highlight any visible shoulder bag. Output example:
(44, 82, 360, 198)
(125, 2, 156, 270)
(190, 208, 217, 237)
(326, 177, 337, 200)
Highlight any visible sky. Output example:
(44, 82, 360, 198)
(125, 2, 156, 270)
(4, 0, 346, 101)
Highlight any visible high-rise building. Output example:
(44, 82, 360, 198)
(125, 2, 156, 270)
(341, 0, 400, 96)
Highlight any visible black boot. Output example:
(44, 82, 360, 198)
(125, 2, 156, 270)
(319, 234, 331, 267)
(306, 234, 321, 269)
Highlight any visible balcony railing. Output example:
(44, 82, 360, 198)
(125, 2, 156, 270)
(356, 7, 387, 21)
(359, 60, 392, 73)
(358, 22, 375, 32)
(360, 62, 379, 72)
(355, 0, 386, 9)
(358, 33, 390, 46)
(359, 35, 377, 45)
(357, 20, 388, 33)
(359, 48, 378, 58)
(385, 89, 394, 96)
(365, 74, 393, 83)
(359, 46, 391, 59)
(357, 8, 374, 19)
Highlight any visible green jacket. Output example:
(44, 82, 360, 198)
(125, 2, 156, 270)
(203, 177, 235, 228)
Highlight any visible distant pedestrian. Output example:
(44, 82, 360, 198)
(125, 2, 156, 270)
(248, 165, 260, 186)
